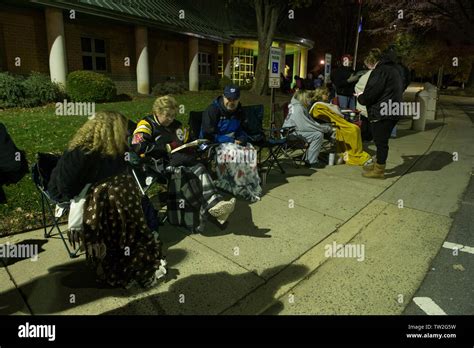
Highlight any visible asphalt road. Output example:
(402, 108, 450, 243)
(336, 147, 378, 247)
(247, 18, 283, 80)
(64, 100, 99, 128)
(403, 102, 474, 315)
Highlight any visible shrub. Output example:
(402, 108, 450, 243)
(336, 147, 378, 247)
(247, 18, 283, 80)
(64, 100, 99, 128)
(0, 72, 24, 108)
(21, 72, 63, 107)
(200, 77, 219, 90)
(219, 76, 233, 90)
(152, 81, 186, 95)
(114, 93, 133, 102)
(66, 70, 117, 102)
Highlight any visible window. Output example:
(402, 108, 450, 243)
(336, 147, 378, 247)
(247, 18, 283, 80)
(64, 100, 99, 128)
(81, 37, 107, 71)
(198, 52, 212, 75)
(231, 47, 254, 86)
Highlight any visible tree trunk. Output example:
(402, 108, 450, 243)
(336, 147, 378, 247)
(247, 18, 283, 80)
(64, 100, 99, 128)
(251, 0, 285, 96)
(252, 39, 270, 95)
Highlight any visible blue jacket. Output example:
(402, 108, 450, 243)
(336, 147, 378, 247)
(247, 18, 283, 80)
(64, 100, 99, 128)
(200, 96, 248, 144)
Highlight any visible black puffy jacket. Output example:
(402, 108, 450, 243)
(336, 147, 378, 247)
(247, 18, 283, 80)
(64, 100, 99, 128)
(358, 53, 403, 122)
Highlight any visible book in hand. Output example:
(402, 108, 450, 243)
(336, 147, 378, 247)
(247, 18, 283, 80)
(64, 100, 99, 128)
(169, 139, 209, 154)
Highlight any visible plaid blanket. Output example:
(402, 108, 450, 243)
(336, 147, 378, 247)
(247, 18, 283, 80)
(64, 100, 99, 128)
(167, 164, 221, 231)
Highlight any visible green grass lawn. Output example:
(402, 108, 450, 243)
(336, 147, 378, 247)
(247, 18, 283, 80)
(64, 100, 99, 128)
(0, 90, 287, 235)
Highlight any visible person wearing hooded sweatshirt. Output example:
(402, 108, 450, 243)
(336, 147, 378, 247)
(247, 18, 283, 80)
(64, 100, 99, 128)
(357, 48, 403, 179)
(283, 90, 334, 169)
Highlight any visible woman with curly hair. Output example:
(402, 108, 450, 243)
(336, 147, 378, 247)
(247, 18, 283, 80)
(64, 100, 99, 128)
(48, 111, 165, 288)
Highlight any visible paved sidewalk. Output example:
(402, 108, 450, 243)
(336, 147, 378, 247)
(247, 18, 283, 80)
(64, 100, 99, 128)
(1, 95, 473, 315)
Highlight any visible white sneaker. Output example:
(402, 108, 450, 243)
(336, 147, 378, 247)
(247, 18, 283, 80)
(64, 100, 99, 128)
(155, 259, 168, 280)
(208, 198, 236, 225)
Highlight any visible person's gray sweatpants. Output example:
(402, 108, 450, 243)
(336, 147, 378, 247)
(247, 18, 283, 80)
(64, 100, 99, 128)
(300, 131, 324, 164)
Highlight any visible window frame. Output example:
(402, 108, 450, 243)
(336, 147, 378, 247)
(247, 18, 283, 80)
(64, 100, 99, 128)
(81, 37, 107, 72)
(198, 52, 212, 76)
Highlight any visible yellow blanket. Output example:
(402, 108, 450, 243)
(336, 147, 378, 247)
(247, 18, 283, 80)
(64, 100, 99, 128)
(310, 103, 370, 166)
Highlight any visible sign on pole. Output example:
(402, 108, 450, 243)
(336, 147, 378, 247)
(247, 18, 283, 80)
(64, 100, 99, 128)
(324, 53, 332, 84)
(269, 47, 281, 88)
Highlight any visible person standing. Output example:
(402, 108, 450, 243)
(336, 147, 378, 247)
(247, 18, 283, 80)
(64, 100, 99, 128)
(355, 48, 383, 142)
(357, 48, 403, 179)
(331, 55, 359, 109)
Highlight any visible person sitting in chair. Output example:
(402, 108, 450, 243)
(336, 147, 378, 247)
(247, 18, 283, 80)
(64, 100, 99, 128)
(201, 85, 261, 202)
(310, 88, 371, 166)
(48, 111, 165, 289)
(283, 90, 334, 170)
(131, 95, 236, 226)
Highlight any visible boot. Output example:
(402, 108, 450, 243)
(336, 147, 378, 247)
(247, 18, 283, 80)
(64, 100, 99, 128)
(363, 156, 376, 171)
(363, 162, 374, 171)
(362, 163, 385, 179)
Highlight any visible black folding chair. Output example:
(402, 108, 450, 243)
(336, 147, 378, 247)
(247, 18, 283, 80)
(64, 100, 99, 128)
(243, 104, 308, 174)
(270, 102, 310, 168)
(240, 104, 281, 173)
(188, 111, 220, 173)
(31, 153, 81, 258)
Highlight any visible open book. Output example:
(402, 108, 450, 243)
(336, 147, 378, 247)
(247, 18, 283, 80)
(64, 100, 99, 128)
(170, 139, 209, 154)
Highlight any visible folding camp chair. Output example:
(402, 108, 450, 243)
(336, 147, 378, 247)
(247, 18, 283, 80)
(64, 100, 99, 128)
(31, 153, 81, 258)
(243, 103, 308, 174)
(240, 104, 284, 174)
(188, 111, 220, 173)
(270, 102, 309, 168)
(127, 120, 170, 226)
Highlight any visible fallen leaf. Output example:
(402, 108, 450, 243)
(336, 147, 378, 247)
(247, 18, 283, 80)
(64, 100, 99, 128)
(453, 264, 465, 271)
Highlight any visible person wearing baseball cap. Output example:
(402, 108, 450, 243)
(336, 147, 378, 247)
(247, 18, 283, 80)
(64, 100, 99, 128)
(200, 85, 262, 202)
(200, 84, 248, 144)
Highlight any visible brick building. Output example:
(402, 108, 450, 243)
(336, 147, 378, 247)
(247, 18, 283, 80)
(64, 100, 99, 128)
(0, 0, 313, 94)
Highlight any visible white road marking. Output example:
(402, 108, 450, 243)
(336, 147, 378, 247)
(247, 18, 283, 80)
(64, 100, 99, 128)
(413, 297, 447, 315)
(443, 241, 474, 255)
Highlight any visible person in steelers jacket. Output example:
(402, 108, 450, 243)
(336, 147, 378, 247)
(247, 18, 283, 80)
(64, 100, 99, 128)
(131, 98, 195, 167)
(131, 95, 236, 227)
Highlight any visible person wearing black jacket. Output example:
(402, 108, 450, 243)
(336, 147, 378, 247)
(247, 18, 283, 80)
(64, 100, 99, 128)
(48, 111, 166, 288)
(331, 55, 359, 109)
(47, 114, 128, 203)
(358, 49, 404, 179)
(0, 123, 28, 203)
(131, 95, 236, 225)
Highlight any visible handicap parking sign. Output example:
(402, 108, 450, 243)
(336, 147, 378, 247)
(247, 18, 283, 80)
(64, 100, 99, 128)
(272, 62, 279, 74)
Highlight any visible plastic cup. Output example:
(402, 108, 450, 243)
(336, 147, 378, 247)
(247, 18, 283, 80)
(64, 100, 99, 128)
(329, 153, 335, 166)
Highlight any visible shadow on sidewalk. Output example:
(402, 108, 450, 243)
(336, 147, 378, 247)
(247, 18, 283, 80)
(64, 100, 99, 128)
(101, 264, 309, 315)
(385, 151, 453, 178)
(393, 121, 445, 139)
(0, 239, 48, 268)
(201, 198, 271, 238)
(0, 248, 187, 315)
(158, 199, 272, 253)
